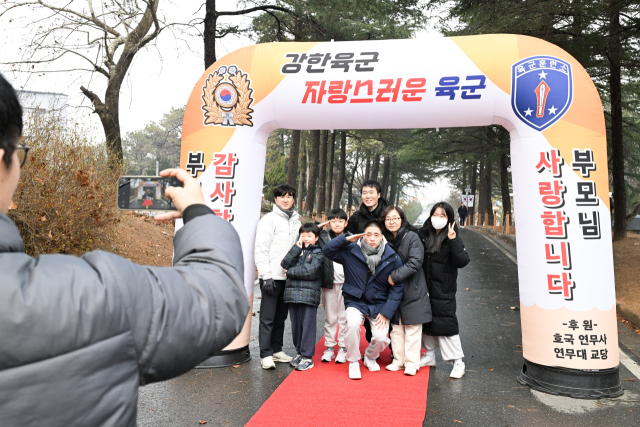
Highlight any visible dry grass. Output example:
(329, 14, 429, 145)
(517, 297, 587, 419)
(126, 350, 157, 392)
(8, 110, 120, 256)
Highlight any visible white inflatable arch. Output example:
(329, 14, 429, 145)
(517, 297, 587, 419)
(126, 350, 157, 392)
(180, 35, 621, 397)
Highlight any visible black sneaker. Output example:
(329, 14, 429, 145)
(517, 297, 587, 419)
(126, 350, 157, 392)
(290, 355, 303, 368)
(295, 357, 314, 371)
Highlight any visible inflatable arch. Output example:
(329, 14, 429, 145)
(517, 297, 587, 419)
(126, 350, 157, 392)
(180, 35, 621, 398)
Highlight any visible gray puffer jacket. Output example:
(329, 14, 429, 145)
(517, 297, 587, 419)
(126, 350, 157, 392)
(0, 211, 249, 426)
(388, 226, 432, 325)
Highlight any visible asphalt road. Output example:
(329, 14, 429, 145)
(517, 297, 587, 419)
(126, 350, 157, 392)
(423, 228, 640, 426)
(136, 228, 640, 426)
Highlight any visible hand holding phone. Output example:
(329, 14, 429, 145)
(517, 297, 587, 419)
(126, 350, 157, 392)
(155, 169, 206, 221)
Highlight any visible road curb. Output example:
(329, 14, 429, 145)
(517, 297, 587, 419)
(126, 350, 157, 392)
(465, 225, 517, 248)
(617, 302, 640, 329)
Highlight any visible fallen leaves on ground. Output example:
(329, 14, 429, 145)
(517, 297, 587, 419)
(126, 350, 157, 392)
(490, 368, 494, 371)
(199, 421, 207, 425)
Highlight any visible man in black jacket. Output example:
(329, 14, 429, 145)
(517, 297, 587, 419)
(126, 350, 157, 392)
(345, 180, 388, 234)
(458, 203, 468, 227)
(345, 180, 389, 345)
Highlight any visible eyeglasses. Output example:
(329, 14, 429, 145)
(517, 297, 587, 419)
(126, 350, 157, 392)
(385, 217, 401, 223)
(16, 143, 29, 168)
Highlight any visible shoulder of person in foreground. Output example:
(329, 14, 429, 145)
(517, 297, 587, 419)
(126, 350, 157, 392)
(83, 210, 249, 384)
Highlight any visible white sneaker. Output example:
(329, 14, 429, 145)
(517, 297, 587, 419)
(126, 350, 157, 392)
(272, 351, 293, 363)
(261, 356, 276, 370)
(404, 366, 417, 376)
(349, 361, 361, 380)
(335, 347, 347, 364)
(420, 352, 436, 367)
(450, 360, 465, 379)
(385, 363, 402, 372)
(363, 356, 380, 372)
(321, 347, 335, 362)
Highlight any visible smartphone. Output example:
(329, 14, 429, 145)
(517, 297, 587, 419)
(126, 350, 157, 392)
(117, 176, 183, 211)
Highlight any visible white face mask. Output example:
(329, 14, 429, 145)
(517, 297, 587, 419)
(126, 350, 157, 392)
(431, 216, 448, 230)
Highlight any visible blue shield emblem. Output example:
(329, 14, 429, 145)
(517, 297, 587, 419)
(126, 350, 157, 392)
(511, 56, 573, 132)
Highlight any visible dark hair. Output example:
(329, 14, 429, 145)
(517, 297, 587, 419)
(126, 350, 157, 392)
(360, 179, 381, 195)
(299, 222, 320, 237)
(363, 220, 383, 234)
(0, 74, 23, 168)
(273, 184, 296, 199)
(424, 202, 455, 254)
(379, 206, 407, 239)
(327, 208, 348, 221)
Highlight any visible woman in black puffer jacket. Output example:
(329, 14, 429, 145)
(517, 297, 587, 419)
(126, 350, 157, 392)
(418, 202, 470, 379)
(380, 206, 432, 376)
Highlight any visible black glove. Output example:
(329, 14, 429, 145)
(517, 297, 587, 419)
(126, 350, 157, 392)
(262, 278, 275, 296)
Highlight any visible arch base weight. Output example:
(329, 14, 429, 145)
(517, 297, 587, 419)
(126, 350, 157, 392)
(517, 359, 623, 399)
(195, 345, 251, 369)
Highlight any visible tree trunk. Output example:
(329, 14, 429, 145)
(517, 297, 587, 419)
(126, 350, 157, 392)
(395, 185, 402, 206)
(347, 154, 360, 213)
(370, 152, 381, 181)
(306, 130, 321, 216)
(380, 156, 391, 199)
(318, 130, 328, 215)
(481, 157, 493, 225)
(333, 131, 347, 208)
(364, 153, 371, 183)
(471, 160, 482, 222)
(288, 130, 300, 191)
(204, 0, 217, 68)
(476, 160, 484, 225)
(326, 131, 336, 211)
(609, 1, 627, 240)
(388, 158, 398, 206)
(500, 151, 512, 225)
(297, 136, 306, 210)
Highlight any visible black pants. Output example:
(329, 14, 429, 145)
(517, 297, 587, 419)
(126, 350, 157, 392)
(289, 303, 318, 358)
(259, 279, 289, 358)
(460, 216, 466, 226)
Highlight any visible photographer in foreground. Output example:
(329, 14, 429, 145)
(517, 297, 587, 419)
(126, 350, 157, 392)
(0, 74, 249, 426)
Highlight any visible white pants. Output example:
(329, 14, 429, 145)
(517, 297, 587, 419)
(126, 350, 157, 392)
(390, 318, 422, 370)
(422, 334, 464, 363)
(344, 307, 390, 363)
(321, 284, 347, 348)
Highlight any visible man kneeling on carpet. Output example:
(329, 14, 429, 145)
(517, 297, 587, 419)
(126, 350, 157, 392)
(322, 220, 405, 380)
(280, 222, 325, 371)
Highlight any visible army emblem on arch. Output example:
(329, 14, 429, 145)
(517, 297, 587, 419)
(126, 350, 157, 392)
(202, 65, 254, 127)
(511, 56, 573, 132)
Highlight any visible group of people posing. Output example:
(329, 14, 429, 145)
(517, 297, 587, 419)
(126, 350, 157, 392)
(254, 180, 470, 380)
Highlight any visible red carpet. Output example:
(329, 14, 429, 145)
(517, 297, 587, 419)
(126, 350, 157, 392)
(246, 327, 430, 427)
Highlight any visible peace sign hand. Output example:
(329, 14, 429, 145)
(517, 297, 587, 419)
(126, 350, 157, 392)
(447, 223, 456, 240)
(346, 233, 365, 243)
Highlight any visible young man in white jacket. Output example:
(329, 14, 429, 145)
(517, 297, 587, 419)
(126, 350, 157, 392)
(254, 184, 301, 369)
